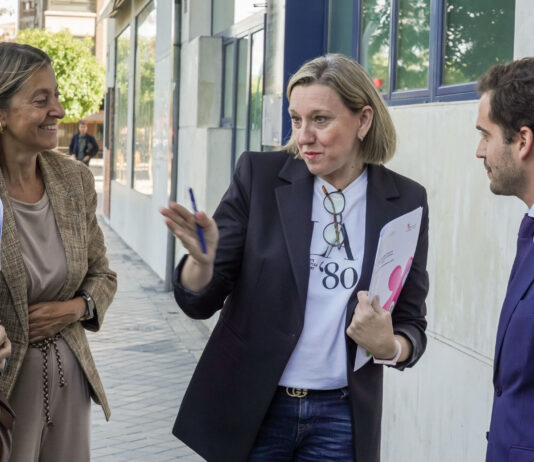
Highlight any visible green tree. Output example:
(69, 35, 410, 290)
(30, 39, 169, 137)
(17, 28, 105, 123)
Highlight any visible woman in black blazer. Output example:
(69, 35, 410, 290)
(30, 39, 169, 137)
(161, 54, 429, 462)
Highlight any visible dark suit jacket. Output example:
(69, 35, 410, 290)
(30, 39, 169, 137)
(486, 234, 534, 461)
(172, 151, 429, 462)
(69, 133, 99, 163)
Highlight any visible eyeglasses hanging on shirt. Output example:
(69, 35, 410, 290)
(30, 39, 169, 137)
(322, 185, 346, 248)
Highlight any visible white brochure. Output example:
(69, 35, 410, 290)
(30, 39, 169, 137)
(353, 206, 423, 372)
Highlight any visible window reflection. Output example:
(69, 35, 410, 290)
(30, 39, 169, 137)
(360, 0, 391, 94)
(234, 37, 248, 163)
(133, 2, 156, 195)
(223, 43, 235, 119)
(443, 0, 514, 86)
(113, 26, 130, 185)
(396, 0, 430, 91)
(327, 0, 354, 56)
(248, 30, 264, 152)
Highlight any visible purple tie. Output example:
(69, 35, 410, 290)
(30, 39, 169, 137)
(509, 214, 534, 283)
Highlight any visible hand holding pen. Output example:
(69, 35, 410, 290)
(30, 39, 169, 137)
(188, 188, 207, 254)
(160, 191, 219, 291)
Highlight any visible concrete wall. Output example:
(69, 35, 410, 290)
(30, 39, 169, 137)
(514, 0, 534, 59)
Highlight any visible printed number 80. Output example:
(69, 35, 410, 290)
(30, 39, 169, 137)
(320, 262, 358, 290)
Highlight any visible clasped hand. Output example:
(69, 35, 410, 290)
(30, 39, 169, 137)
(346, 291, 397, 359)
(28, 301, 80, 343)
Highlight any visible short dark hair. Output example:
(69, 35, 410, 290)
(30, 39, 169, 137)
(477, 58, 534, 144)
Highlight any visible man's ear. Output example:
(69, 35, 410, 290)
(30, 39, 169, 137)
(517, 126, 534, 160)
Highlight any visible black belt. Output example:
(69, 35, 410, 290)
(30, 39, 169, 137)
(277, 386, 348, 399)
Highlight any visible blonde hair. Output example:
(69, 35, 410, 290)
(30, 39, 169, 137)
(0, 42, 51, 109)
(283, 54, 396, 164)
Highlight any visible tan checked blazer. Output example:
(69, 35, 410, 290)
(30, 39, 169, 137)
(0, 150, 117, 419)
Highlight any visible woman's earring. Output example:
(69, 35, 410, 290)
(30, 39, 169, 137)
(358, 135, 364, 142)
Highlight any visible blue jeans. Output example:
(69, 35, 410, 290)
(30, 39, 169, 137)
(248, 387, 355, 462)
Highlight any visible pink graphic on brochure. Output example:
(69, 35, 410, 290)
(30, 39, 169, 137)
(354, 207, 422, 372)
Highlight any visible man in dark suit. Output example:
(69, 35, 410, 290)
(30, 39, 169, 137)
(476, 58, 534, 462)
(69, 120, 99, 165)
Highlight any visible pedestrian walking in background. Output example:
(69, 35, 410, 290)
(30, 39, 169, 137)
(161, 54, 429, 462)
(475, 58, 534, 462)
(69, 119, 98, 165)
(0, 42, 117, 462)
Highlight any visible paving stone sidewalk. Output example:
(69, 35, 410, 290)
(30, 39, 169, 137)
(87, 216, 208, 461)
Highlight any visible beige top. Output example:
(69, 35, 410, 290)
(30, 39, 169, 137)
(10, 191, 68, 305)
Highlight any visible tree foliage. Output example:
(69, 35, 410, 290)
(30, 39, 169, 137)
(17, 28, 105, 123)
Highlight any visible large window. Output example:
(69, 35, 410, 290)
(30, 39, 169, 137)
(133, 2, 156, 195)
(222, 29, 264, 167)
(113, 26, 130, 185)
(442, 0, 515, 86)
(328, 0, 515, 103)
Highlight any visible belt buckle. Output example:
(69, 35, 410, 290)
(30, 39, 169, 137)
(285, 387, 308, 398)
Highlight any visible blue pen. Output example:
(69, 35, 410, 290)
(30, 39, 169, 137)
(188, 188, 207, 254)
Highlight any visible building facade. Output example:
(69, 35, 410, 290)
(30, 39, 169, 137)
(101, 0, 531, 459)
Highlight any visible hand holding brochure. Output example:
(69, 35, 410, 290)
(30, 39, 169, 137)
(353, 206, 423, 372)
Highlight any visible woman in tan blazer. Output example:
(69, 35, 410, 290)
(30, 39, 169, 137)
(0, 43, 117, 461)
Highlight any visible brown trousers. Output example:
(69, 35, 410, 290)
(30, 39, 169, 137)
(9, 338, 91, 462)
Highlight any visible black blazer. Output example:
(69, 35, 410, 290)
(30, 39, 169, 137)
(172, 151, 429, 462)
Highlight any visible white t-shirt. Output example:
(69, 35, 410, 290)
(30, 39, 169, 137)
(279, 170, 368, 389)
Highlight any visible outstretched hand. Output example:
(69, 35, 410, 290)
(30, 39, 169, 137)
(160, 201, 219, 266)
(346, 291, 397, 359)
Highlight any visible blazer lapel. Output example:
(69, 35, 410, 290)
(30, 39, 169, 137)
(0, 170, 29, 333)
(38, 153, 84, 300)
(346, 164, 401, 362)
(275, 157, 314, 313)
(493, 243, 534, 379)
